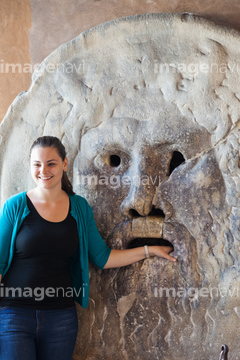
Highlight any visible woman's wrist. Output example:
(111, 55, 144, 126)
(147, 246, 158, 257)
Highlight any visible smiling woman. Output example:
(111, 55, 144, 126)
(31, 148, 67, 188)
(0, 135, 176, 360)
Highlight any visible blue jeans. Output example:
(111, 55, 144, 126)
(0, 306, 78, 360)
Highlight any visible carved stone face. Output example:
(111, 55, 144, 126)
(72, 99, 228, 358)
(73, 98, 223, 272)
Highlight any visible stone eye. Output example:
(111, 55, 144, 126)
(109, 154, 121, 167)
(94, 151, 129, 173)
(169, 151, 185, 175)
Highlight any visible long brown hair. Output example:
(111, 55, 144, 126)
(30, 136, 75, 195)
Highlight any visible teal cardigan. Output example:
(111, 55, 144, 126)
(0, 192, 111, 308)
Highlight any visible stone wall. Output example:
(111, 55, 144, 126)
(0, 0, 31, 122)
(1, 0, 240, 122)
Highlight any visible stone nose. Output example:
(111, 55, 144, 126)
(120, 182, 157, 217)
(120, 150, 186, 218)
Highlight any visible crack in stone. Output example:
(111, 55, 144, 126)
(183, 118, 240, 164)
(147, 312, 165, 349)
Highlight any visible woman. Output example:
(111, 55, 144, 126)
(0, 136, 176, 360)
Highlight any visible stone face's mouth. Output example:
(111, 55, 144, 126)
(106, 215, 200, 285)
(127, 237, 174, 249)
(106, 216, 175, 251)
(131, 216, 164, 239)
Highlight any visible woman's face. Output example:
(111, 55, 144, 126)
(30, 146, 68, 191)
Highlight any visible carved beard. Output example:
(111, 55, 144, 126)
(76, 222, 208, 360)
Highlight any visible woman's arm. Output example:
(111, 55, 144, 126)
(0, 196, 21, 280)
(104, 245, 176, 269)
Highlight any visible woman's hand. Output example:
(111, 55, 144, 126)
(148, 246, 177, 262)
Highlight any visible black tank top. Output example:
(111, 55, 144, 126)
(0, 195, 79, 309)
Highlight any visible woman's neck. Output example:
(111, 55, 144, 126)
(28, 186, 67, 203)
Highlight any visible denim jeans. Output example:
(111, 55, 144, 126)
(0, 306, 78, 360)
